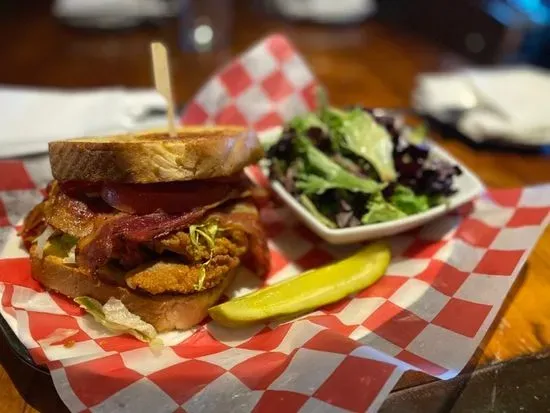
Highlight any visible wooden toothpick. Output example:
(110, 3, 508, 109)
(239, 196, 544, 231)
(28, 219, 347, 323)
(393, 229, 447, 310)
(150, 42, 177, 138)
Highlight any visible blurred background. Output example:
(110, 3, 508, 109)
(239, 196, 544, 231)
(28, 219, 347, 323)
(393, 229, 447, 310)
(0, 0, 548, 101)
(0, 0, 549, 152)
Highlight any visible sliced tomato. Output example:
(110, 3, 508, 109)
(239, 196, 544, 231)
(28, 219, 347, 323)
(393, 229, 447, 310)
(100, 176, 252, 215)
(57, 173, 255, 215)
(59, 181, 103, 197)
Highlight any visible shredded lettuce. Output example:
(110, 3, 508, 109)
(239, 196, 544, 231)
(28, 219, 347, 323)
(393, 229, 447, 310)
(56, 233, 78, 251)
(75, 297, 159, 343)
(63, 245, 77, 264)
(189, 220, 218, 250)
(189, 220, 219, 291)
(195, 266, 208, 291)
(362, 193, 407, 225)
(299, 194, 337, 229)
(295, 136, 382, 195)
(33, 226, 55, 258)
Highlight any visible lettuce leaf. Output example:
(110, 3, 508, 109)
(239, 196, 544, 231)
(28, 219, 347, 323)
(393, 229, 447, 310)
(429, 194, 447, 207)
(289, 112, 327, 135)
(362, 193, 406, 224)
(295, 136, 382, 195)
(324, 108, 397, 182)
(390, 185, 430, 215)
(296, 174, 336, 195)
(316, 86, 329, 113)
(44, 234, 78, 258)
(406, 123, 428, 145)
(33, 226, 55, 259)
(75, 297, 159, 343)
(299, 194, 337, 229)
(361, 186, 439, 225)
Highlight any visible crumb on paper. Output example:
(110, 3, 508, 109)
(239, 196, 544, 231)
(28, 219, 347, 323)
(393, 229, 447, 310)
(38, 328, 79, 348)
(63, 340, 76, 348)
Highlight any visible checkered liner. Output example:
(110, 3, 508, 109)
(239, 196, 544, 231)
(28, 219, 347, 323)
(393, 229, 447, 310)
(180, 34, 317, 129)
(0, 34, 549, 412)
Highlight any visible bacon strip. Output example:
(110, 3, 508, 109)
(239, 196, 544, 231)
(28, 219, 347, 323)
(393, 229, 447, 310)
(45, 175, 258, 237)
(77, 206, 213, 271)
(20, 203, 47, 249)
(44, 181, 115, 238)
(78, 200, 270, 278)
(41, 174, 270, 278)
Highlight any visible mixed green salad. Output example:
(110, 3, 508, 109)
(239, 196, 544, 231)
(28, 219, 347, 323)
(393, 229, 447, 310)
(265, 100, 462, 229)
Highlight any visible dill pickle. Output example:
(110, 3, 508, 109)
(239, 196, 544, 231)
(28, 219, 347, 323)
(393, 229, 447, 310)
(209, 241, 391, 328)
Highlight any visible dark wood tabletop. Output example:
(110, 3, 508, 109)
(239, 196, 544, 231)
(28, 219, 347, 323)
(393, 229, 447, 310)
(2, 2, 550, 412)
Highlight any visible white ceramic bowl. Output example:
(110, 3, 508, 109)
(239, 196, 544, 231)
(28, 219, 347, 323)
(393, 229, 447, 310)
(258, 127, 485, 244)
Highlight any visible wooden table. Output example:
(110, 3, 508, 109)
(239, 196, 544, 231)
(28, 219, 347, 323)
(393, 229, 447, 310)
(2, 2, 550, 412)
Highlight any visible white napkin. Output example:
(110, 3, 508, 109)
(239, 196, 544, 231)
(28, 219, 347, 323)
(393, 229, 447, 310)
(413, 66, 550, 145)
(53, 0, 178, 28)
(0, 87, 167, 159)
(274, 0, 376, 23)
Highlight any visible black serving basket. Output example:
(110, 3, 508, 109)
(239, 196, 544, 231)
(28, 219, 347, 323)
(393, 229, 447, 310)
(0, 312, 48, 374)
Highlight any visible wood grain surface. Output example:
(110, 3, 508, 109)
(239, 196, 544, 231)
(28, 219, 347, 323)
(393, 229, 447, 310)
(1, 2, 550, 412)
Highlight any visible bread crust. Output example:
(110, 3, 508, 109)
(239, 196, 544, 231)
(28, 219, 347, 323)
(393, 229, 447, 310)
(49, 126, 263, 183)
(30, 246, 235, 332)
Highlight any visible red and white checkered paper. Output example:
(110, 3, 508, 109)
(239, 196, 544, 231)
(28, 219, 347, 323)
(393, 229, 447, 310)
(180, 34, 317, 129)
(1, 34, 550, 413)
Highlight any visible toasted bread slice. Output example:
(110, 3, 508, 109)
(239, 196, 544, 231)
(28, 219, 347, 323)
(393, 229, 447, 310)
(49, 126, 263, 184)
(30, 246, 236, 332)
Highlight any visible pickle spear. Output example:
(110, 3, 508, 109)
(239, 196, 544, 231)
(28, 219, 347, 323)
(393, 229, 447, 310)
(209, 241, 391, 328)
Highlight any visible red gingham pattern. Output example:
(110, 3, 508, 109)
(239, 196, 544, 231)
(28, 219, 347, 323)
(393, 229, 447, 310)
(180, 34, 318, 129)
(1, 159, 549, 412)
(0, 34, 549, 412)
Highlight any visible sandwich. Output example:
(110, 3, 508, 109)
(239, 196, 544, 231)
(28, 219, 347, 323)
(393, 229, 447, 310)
(20, 126, 270, 337)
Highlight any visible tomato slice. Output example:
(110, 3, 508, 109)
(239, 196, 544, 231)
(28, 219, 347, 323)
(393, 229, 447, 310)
(100, 176, 251, 214)
(57, 174, 254, 215)
(59, 181, 103, 197)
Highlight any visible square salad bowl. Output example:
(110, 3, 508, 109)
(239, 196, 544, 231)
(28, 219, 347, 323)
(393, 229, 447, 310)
(257, 126, 485, 244)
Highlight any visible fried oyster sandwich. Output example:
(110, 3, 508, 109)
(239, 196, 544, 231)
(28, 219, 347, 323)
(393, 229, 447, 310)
(21, 127, 270, 336)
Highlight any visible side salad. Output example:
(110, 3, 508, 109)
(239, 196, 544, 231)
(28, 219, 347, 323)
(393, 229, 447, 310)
(265, 100, 462, 229)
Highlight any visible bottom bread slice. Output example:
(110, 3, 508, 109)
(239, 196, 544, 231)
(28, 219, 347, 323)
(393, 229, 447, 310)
(30, 246, 235, 332)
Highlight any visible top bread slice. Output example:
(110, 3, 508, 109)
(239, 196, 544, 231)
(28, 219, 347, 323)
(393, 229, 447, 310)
(49, 126, 264, 183)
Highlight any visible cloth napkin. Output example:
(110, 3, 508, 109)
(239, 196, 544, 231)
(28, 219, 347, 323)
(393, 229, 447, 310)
(53, 0, 179, 28)
(413, 66, 550, 145)
(0, 87, 167, 159)
(274, 0, 377, 23)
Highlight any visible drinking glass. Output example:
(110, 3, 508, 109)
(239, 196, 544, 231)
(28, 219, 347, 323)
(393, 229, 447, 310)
(179, 0, 234, 52)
